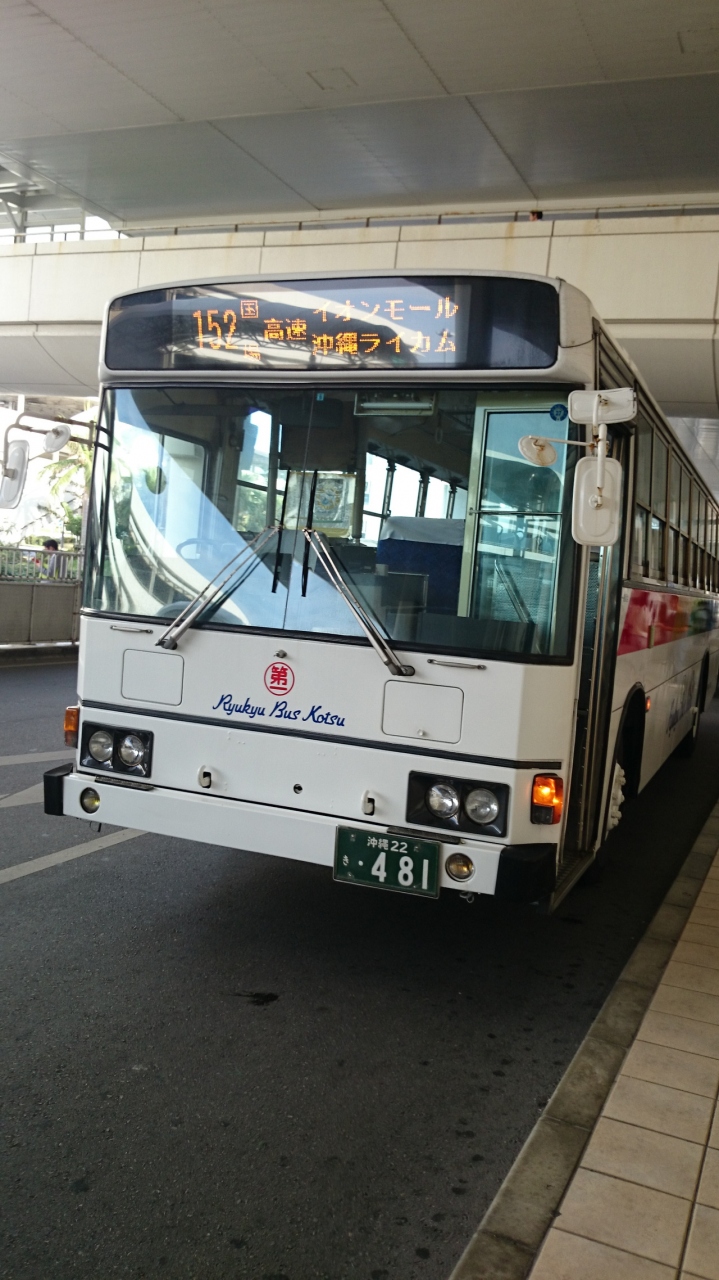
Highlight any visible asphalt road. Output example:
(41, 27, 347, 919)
(2, 658, 719, 1280)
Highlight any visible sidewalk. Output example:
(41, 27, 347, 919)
(529, 847, 719, 1279)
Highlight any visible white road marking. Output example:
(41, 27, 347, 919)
(0, 782, 44, 808)
(0, 750, 73, 767)
(0, 828, 145, 886)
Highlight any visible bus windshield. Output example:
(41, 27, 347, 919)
(85, 385, 578, 659)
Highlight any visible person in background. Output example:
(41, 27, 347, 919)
(42, 538, 59, 578)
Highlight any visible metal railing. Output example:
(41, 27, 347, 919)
(0, 546, 83, 582)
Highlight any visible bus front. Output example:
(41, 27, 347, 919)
(47, 273, 595, 904)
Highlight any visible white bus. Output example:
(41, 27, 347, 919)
(42, 272, 719, 908)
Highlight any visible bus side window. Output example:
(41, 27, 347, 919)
(650, 435, 667, 580)
(668, 454, 681, 584)
(632, 419, 652, 577)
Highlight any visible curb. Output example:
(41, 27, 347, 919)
(448, 799, 719, 1280)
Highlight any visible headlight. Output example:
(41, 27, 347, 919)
(426, 782, 460, 818)
(88, 729, 113, 764)
(117, 733, 146, 767)
(464, 787, 500, 825)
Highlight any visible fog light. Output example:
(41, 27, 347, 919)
(117, 733, 146, 767)
(426, 782, 460, 818)
(464, 787, 500, 825)
(88, 729, 113, 763)
(445, 852, 475, 881)
(80, 787, 100, 814)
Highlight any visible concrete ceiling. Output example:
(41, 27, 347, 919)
(1, 0, 719, 224)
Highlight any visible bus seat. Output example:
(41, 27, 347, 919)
(377, 518, 464, 614)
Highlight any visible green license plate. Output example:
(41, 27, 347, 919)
(334, 827, 440, 898)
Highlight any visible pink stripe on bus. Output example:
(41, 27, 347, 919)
(617, 588, 719, 655)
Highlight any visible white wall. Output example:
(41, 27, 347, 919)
(1, 215, 718, 416)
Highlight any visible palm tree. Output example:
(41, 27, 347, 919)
(41, 442, 93, 546)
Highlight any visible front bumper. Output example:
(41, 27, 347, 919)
(44, 767, 556, 901)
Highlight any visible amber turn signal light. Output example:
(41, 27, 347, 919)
(64, 705, 79, 747)
(531, 774, 563, 825)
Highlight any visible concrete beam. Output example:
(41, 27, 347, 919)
(0, 215, 717, 415)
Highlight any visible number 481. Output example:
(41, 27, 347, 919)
(371, 850, 415, 887)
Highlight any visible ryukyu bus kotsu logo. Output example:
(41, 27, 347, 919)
(264, 661, 295, 695)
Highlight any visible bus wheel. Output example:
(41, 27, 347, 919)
(606, 761, 626, 832)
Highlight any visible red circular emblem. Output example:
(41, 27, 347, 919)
(264, 661, 295, 695)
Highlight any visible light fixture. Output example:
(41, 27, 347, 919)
(88, 729, 113, 763)
(531, 775, 564, 825)
(426, 782, 460, 818)
(80, 787, 100, 814)
(464, 788, 500, 825)
(117, 733, 146, 767)
(445, 852, 475, 882)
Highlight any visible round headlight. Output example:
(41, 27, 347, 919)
(464, 787, 500, 825)
(117, 733, 145, 767)
(88, 729, 113, 763)
(445, 852, 475, 881)
(426, 782, 460, 818)
(80, 787, 100, 814)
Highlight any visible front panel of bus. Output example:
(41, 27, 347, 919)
(60, 274, 597, 902)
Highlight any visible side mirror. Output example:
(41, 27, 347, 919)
(0, 439, 30, 509)
(568, 387, 635, 547)
(44, 423, 72, 453)
(572, 455, 623, 545)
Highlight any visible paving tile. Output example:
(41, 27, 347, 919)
(697, 1148, 719, 1210)
(697, 889, 719, 911)
(621, 1040, 719, 1098)
(652, 986, 719, 1027)
(555, 1167, 691, 1266)
(638, 1010, 719, 1060)
(684, 924, 719, 951)
(580, 1116, 703, 1197)
(530, 1228, 676, 1280)
(691, 906, 719, 928)
(674, 940, 719, 973)
(605, 1075, 714, 1143)
(710, 1108, 719, 1150)
(664, 961, 719, 997)
(683, 1203, 719, 1279)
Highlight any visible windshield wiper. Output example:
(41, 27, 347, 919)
(156, 526, 278, 650)
(303, 529, 414, 677)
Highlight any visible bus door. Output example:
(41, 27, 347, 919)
(563, 431, 629, 860)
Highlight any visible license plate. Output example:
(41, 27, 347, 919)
(334, 827, 440, 898)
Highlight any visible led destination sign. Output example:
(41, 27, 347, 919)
(105, 276, 559, 372)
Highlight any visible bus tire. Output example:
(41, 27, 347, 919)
(603, 688, 645, 841)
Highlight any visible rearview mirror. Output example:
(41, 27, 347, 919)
(0, 439, 30, 509)
(572, 455, 623, 545)
(568, 387, 636, 425)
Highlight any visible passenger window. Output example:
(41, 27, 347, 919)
(635, 421, 652, 507)
(652, 437, 667, 520)
(669, 455, 680, 527)
(680, 470, 690, 533)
